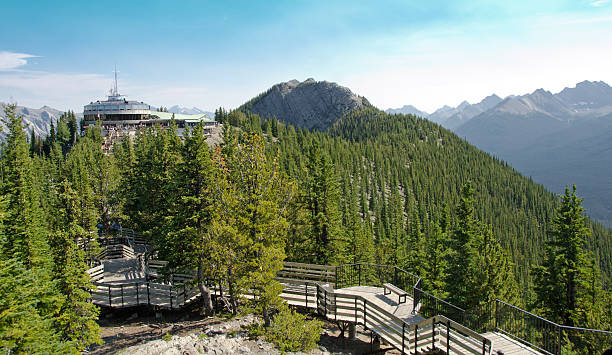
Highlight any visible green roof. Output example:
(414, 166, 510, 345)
(150, 111, 215, 122)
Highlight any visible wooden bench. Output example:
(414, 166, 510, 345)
(383, 283, 407, 304)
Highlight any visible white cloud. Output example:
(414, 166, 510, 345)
(0, 70, 112, 110)
(591, 0, 609, 7)
(0, 51, 38, 71)
(339, 13, 612, 112)
(0, 69, 223, 112)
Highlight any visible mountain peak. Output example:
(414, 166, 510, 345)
(557, 80, 612, 109)
(241, 79, 367, 130)
(457, 101, 470, 110)
(385, 104, 428, 117)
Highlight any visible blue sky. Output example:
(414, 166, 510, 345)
(1, 0, 612, 112)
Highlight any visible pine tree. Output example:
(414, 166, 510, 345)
(533, 186, 591, 326)
(218, 134, 293, 326)
(446, 181, 478, 307)
(0, 104, 53, 271)
(0, 104, 66, 352)
(50, 179, 101, 350)
(467, 225, 519, 308)
(305, 143, 344, 264)
(423, 211, 450, 297)
(0, 258, 69, 353)
(160, 124, 217, 315)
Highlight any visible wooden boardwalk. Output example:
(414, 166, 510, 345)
(482, 332, 542, 354)
(88, 259, 545, 355)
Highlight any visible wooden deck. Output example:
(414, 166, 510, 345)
(482, 332, 543, 354)
(88, 260, 549, 354)
(334, 286, 423, 324)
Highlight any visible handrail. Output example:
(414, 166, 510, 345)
(311, 280, 491, 355)
(495, 299, 612, 354)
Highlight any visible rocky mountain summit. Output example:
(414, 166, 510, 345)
(240, 78, 369, 130)
(0, 103, 67, 140)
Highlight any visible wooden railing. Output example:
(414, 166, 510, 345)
(310, 280, 491, 355)
(277, 261, 336, 286)
(98, 244, 135, 260)
(88, 264, 104, 282)
(90, 281, 202, 309)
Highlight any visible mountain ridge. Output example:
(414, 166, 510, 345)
(239, 78, 370, 130)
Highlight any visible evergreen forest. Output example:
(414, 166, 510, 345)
(0, 103, 610, 353)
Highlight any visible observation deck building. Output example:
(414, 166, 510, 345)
(82, 70, 217, 151)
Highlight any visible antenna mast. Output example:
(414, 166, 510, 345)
(113, 65, 118, 95)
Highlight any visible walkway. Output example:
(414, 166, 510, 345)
(88, 260, 548, 354)
(482, 332, 542, 354)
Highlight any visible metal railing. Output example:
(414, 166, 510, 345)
(495, 300, 612, 354)
(313, 281, 491, 355)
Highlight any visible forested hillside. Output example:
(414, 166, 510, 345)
(2, 101, 610, 353)
(227, 108, 612, 291)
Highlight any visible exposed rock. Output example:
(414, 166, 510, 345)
(240, 79, 368, 130)
(122, 314, 334, 355)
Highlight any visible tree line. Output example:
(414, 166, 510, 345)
(1, 102, 610, 352)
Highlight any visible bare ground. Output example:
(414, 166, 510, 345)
(87, 306, 398, 354)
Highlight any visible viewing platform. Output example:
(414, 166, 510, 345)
(86, 242, 612, 355)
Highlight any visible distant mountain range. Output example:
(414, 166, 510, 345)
(0, 103, 69, 140)
(0, 103, 213, 141)
(239, 78, 370, 130)
(167, 105, 214, 117)
(388, 80, 612, 226)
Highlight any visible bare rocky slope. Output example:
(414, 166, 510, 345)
(0, 103, 66, 140)
(240, 78, 369, 130)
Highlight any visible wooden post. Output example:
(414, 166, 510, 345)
(414, 324, 418, 354)
(495, 300, 499, 330)
(364, 299, 367, 329)
(334, 293, 337, 321)
(108, 285, 112, 307)
(402, 322, 406, 354)
(136, 282, 139, 305)
(147, 282, 150, 305)
(446, 320, 450, 354)
(120, 285, 124, 306)
(305, 283, 308, 308)
(432, 320, 435, 351)
(324, 288, 327, 316)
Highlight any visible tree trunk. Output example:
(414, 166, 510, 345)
(198, 263, 214, 315)
(263, 307, 271, 327)
(228, 268, 238, 315)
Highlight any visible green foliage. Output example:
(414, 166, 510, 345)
(50, 179, 101, 350)
(0, 258, 71, 354)
(532, 186, 611, 352)
(216, 134, 293, 325)
(162, 333, 172, 342)
(265, 307, 322, 352)
(533, 186, 592, 325)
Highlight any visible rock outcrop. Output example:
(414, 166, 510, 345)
(241, 78, 368, 130)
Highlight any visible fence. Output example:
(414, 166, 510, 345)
(494, 300, 612, 354)
(335, 263, 421, 306)
(98, 244, 135, 259)
(314, 283, 491, 355)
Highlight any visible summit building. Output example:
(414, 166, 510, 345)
(82, 69, 217, 151)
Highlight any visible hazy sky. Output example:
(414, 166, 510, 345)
(1, 0, 611, 113)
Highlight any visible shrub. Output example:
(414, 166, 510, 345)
(162, 333, 172, 341)
(265, 307, 323, 352)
